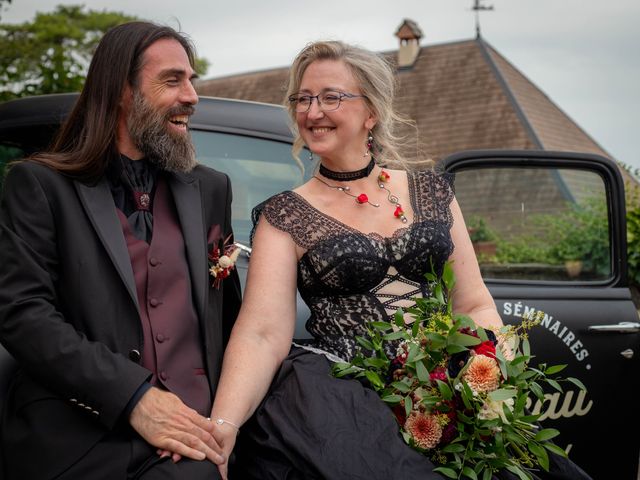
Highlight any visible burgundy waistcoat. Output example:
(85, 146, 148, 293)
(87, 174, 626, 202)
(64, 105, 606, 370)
(116, 177, 211, 416)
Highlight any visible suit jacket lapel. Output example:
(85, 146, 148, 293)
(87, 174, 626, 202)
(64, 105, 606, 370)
(168, 172, 207, 324)
(75, 179, 140, 312)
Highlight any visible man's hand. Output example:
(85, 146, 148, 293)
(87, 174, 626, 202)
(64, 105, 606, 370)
(129, 387, 224, 464)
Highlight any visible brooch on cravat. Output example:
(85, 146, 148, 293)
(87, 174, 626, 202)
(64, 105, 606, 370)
(133, 191, 152, 211)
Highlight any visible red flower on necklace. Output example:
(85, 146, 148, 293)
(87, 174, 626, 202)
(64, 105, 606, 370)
(356, 193, 369, 204)
(378, 170, 391, 183)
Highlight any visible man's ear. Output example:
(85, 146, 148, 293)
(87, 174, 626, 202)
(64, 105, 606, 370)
(120, 84, 133, 110)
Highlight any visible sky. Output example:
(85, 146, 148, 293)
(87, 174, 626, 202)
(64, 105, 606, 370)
(3, 0, 639, 172)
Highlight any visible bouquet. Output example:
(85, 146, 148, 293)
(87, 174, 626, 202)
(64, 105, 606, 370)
(332, 262, 585, 480)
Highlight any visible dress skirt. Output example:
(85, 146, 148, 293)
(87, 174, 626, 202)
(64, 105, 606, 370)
(232, 347, 592, 480)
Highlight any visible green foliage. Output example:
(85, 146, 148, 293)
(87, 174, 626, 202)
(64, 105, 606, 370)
(544, 198, 610, 275)
(623, 165, 640, 287)
(495, 237, 553, 265)
(494, 197, 610, 277)
(0, 5, 137, 100)
(467, 216, 498, 243)
(0, 5, 209, 101)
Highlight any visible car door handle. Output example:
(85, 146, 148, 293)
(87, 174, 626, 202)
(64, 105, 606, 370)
(588, 322, 640, 333)
(234, 242, 252, 258)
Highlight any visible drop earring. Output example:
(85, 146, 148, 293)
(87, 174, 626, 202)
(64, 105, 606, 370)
(308, 149, 314, 162)
(364, 131, 373, 157)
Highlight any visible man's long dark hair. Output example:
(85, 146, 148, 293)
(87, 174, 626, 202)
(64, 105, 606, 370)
(31, 22, 196, 182)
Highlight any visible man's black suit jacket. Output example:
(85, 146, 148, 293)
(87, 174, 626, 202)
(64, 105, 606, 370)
(0, 161, 242, 479)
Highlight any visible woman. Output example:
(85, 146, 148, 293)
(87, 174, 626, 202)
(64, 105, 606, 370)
(210, 41, 591, 480)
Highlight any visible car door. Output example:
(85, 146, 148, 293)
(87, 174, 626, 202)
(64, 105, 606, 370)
(444, 150, 640, 480)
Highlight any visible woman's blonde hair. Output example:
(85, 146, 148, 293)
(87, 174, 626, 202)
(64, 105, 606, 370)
(285, 40, 426, 170)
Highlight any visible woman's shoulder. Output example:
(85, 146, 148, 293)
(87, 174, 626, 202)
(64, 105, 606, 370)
(410, 167, 454, 190)
(252, 190, 301, 220)
(250, 190, 316, 247)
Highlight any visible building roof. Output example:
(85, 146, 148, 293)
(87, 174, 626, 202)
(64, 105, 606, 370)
(195, 37, 611, 163)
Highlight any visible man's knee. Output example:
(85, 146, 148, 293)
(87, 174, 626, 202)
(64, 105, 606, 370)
(137, 458, 221, 480)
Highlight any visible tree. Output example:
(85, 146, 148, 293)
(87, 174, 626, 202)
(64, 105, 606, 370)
(0, 5, 209, 101)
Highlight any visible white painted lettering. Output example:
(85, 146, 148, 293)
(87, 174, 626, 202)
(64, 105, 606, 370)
(527, 390, 593, 421)
(503, 302, 512, 316)
(549, 320, 561, 335)
(514, 302, 523, 317)
(563, 332, 575, 346)
(576, 349, 589, 361)
(570, 340, 583, 354)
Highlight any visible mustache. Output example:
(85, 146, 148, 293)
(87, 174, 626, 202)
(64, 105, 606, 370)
(167, 104, 195, 118)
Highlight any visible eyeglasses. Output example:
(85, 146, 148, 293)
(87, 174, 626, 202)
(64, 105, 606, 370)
(288, 90, 367, 113)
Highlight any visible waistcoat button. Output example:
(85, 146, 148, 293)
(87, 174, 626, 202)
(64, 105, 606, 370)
(149, 298, 160, 307)
(160, 371, 168, 381)
(149, 257, 160, 266)
(156, 334, 165, 343)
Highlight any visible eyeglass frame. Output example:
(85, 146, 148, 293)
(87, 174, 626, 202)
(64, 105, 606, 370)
(288, 90, 368, 113)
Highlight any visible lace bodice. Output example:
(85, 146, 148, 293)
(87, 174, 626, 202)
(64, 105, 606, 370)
(252, 170, 455, 361)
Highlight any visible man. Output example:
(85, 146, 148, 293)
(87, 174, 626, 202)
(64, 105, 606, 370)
(0, 22, 241, 479)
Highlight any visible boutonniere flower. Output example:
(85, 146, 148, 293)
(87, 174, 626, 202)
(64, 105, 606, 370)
(208, 234, 240, 289)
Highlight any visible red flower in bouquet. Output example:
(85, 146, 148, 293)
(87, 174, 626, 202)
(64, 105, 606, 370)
(473, 340, 497, 358)
(429, 366, 447, 382)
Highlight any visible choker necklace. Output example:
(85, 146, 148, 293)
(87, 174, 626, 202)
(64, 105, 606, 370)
(313, 167, 407, 223)
(319, 157, 375, 182)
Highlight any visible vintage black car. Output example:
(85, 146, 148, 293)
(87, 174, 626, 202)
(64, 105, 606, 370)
(0, 93, 638, 480)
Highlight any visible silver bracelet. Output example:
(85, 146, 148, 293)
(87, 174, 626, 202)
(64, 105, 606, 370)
(214, 418, 240, 433)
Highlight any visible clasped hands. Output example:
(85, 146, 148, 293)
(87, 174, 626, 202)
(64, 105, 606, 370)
(129, 387, 238, 474)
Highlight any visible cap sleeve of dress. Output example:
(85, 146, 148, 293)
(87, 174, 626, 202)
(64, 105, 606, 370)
(251, 191, 352, 250)
(410, 169, 455, 228)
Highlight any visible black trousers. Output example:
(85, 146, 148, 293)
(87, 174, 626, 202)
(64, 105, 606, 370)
(53, 428, 221, 480)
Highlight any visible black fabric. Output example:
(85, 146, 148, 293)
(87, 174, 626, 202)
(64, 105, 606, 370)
(234, 348, 441, 480)
(108, 155, 158, 243)
(235, 349, 591, 480)
(53, 427, 221, 480)
(241, 170, 591, 479)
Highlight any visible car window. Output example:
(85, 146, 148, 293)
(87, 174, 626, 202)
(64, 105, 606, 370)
(455, 166, 611, 282)
(192, 130, 308, 245)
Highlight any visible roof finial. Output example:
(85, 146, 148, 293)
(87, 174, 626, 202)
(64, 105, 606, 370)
(472, 0, 494, 38)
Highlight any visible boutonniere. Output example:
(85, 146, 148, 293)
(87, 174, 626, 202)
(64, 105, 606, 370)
(208, 234, 240, 289)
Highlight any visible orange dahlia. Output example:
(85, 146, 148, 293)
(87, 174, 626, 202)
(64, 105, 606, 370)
(404, 412, 442, 449)
(463, 354, 500, 393)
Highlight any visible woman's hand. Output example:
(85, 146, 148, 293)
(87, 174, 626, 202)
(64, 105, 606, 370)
(212, 422, 239, 480)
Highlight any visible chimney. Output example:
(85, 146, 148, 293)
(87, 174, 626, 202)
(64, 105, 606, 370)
(395, 19, 423, 68)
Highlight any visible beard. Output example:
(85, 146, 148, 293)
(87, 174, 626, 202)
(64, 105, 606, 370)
(126, 89, 197, 173)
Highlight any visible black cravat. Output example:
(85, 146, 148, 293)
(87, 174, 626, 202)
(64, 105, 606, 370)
(110, 155, 158, 243)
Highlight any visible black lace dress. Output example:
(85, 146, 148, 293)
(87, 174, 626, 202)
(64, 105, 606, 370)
(233, 171, 591, 480)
